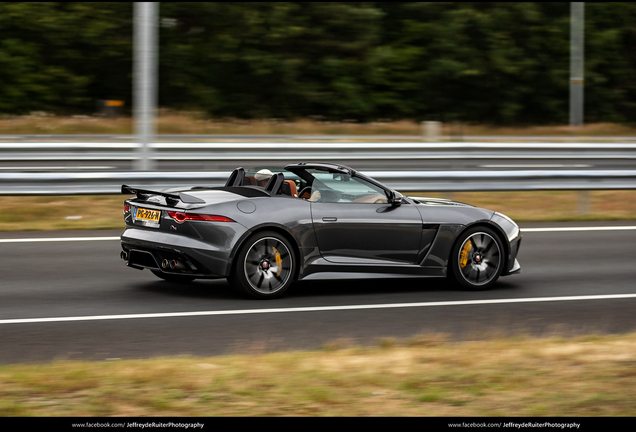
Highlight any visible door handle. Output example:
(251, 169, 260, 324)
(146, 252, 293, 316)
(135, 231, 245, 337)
(322, 217, 338, 222)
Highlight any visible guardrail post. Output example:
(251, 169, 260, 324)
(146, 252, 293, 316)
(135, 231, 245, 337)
(422, 121, 441, 142)
(134, 2, 158, 171)
(577, 190, 590, 214)
(570, 2, 585, 127)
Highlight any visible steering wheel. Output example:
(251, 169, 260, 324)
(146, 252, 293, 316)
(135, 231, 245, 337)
(316, 189, 338, 202)
(298, 186, 338, 202)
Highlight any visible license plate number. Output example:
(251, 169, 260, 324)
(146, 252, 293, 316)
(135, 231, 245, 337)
(135, 207, 161, 223)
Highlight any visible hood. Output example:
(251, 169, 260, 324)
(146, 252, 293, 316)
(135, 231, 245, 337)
(407, 196, 475, 207)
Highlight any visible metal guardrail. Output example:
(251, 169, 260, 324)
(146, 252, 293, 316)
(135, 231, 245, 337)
(1, 141, 635, 194)
(2, 134, 636, 142)
(2, 142, 636, 163)
(2, 169, 636, 195)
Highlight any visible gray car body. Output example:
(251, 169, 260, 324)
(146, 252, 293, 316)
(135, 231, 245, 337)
(120, 164, 522, 283)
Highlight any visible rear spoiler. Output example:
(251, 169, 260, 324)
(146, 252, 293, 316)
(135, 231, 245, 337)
(121, 185, 205, 205)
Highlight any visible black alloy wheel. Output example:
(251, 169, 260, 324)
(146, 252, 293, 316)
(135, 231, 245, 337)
(229, 231, 295, 299)
(449, 226, 504, 290)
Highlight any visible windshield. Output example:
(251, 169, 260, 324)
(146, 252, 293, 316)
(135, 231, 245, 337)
(238, 165, 390, 203)
(302, 168, 388, 203)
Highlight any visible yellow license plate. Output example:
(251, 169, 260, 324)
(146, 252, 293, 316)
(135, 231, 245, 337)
(135, 207, 161, 223)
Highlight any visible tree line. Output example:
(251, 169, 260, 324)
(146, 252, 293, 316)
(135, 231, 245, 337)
(1, 2, 635, 124)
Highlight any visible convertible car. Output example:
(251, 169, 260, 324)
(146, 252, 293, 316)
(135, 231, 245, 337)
(120, 162, 521, 298)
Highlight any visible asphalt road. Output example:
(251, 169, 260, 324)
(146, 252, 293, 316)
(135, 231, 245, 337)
(1, 221, 636, 364)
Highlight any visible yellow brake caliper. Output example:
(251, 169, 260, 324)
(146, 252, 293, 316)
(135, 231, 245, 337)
(459, 241, 472, 268)
(273, 247, 282, 277)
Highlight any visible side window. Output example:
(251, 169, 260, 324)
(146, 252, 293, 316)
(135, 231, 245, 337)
(309, 172, 388, 204)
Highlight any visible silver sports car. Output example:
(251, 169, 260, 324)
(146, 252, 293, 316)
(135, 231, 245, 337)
(120, 163, 521, 298)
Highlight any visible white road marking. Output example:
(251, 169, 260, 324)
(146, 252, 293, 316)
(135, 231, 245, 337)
(0, 236, 119, 243)
(0, 166, 116, 170)
(1, 293, 636, 325)
(479, 164, 591, 168)
(522, 226, 636, 232)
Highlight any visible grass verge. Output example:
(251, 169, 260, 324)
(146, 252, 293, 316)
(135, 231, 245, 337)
(0, 332, 635, 416)
(411, 190, 636, 223)
(3, 113, 636, 136)
(1, 190, 636, 232)
(0, 195, 131, 232)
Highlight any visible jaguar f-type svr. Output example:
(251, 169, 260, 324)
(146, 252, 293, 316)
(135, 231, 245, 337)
(120, 163, 521, 298)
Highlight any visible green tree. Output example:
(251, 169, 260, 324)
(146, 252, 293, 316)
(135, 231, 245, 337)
(2, 2, 636, 124)
(158, 2, 383, 119)
(0, 2, 131, 114)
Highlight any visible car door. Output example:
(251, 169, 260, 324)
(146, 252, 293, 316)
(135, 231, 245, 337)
(309, 173, 423, 264)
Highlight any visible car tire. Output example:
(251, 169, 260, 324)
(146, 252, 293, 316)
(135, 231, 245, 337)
(229, 231, 296, 299)
(448, 226, 504, 290)
(151, 270, 196, 283)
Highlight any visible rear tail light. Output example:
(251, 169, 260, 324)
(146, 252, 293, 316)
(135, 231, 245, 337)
(123, 204, 130, 215)
(167, 211, 235, 223)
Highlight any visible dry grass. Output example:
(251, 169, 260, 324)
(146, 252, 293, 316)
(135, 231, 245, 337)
(445, 122, 636, 137)
(0, 114, 132, 135)
(1, 190, 636, 232)
(411, 190, 636, 222)
(0, 195, 131, 232)
(0, 332, 635, 416)
(2, 112, 636, 136)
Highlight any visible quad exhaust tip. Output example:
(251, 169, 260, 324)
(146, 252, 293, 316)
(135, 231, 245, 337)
(123, 253, 186, 271)
(162, 259, 185, 271)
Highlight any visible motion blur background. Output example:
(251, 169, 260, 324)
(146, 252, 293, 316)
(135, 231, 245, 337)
(1, 2, 636, 215)
(2, 5, 636, 417)
(0, 2, 634, 124)
(2, 2, 636, 220)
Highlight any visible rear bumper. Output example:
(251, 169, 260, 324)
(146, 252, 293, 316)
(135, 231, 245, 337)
(121, 246, 219, 278)
(120, 227, 244, 278)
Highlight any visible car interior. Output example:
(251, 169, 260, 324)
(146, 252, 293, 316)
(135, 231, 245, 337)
(224, 166, 389, 203)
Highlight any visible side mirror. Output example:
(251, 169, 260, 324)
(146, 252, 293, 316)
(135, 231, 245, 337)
(389, 191, 403, 206)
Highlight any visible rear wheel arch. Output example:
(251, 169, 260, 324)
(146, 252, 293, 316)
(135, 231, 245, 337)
(228, 225, 301, 282)
(228, 229, 298, 299)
